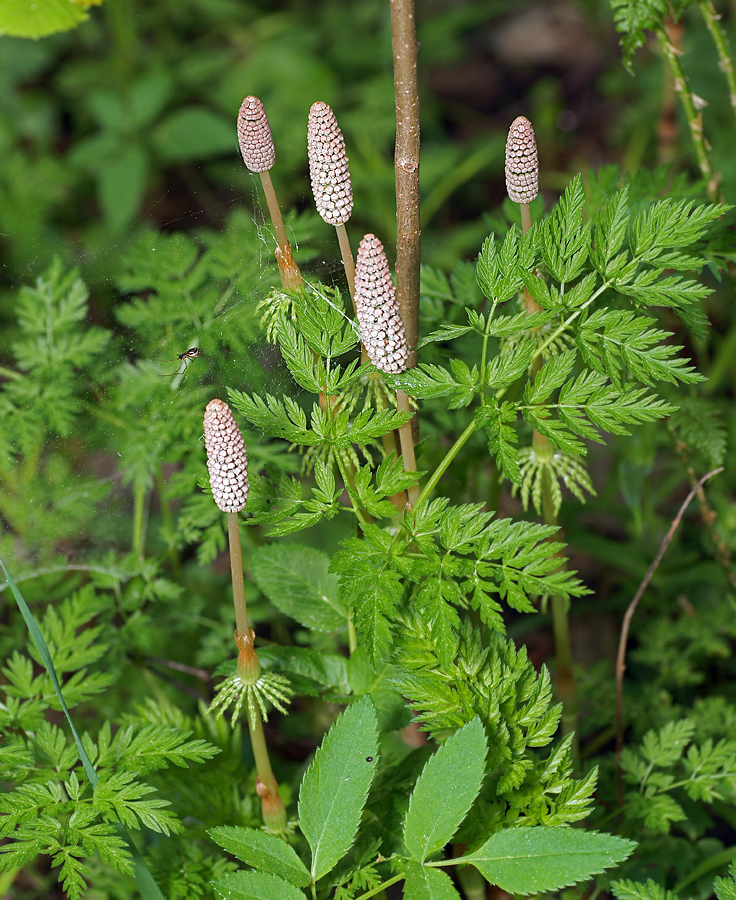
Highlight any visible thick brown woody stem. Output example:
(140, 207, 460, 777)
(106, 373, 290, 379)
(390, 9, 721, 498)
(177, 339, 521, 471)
(391, 0, 421, 368)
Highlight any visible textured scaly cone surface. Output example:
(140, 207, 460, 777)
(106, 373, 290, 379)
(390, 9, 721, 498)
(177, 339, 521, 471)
(505, 116, 539, 204)
(354, 234, 409, 374)
(307, 101, 353, 226)
(237, 96, 276, 173)
(204, 399, 249, 513)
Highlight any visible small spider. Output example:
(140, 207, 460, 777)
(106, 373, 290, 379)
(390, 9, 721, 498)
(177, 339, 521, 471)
(163, 347, 199, 376)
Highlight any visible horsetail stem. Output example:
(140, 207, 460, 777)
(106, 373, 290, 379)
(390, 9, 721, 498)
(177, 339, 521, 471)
(237, 95, 303, 289)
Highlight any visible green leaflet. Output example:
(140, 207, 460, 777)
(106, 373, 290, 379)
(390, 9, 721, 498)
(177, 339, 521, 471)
(212, 870, 307, 900)
(250, 544, 347, 632)
(404, 861, 462, 900)
(298, 695, 379, 881)
(0, 0, 89, 38)
(208, 826, 311, 887)
(403, 718, 487, 862)
(459, 826, 635, 894)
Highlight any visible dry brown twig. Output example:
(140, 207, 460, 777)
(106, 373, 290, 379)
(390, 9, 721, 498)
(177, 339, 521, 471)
(614, 466, 724, 806)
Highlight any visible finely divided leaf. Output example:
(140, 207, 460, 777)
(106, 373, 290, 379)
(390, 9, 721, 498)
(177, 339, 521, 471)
(461, 826, 635, 894)
(208, 826, 311, 887)
(592, 187, 630, 275)
(404, 718, 487, 862)
(524, 350, 577, 405)
(476, 228, 534, 304)
(715, 863, 736, 900)
(250, 544, 346, 632)
(477, 403, 521, 485)
(212, 870, 307, 900)
(298, 696, 379, 881)
(417, 324, 474, 348)
(613, 879, 681, 900)
(404, 861, 463, 900)
(391, 364, 477, 408)
(629, 198, 727, 261)
(228, 390, 320, 446)
(541, 175, 589, 283)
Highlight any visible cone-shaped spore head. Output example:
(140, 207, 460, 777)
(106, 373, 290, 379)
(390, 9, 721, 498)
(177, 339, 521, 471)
(354, 234, 409, 374)
(237, 95, 276, 173)
(307, 101, 353, 226)
(204, 398, 249, 513)
(505, 115, 539, 204)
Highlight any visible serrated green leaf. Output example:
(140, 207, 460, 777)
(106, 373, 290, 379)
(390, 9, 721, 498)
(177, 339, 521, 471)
(417, 324, 474, 348)
(0, 0, 88, 38)
(525, 350, 577, 405)
(486, 342, 536, 391)
(715, 864, 736, 900)
(390, 364, 476, 407)
(592, 187, 630, 275)
(250, 545, 346, 632)
(208, 826, 311, 887)
(476, 228, 533, 304)
(298, 696, 379, 881)
(640, 719, 695, 767)
(460, 826, 635, 894)
(212, 870, 307, 900)
(404, 718, 487, 862)
(277, 323, 324, 393)
(228, 390, 320, 446)
(541, 175, 590, 282)
(629, 198, 728, 262)
(476, 403, 521, 484)
(404, 861, 462, 900)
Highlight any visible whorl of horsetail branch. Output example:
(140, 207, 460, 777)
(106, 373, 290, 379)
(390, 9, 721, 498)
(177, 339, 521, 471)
(307, 101, 354, 226)
(354, 234, 409, 375)
(203, 399, 249, 514)
(505, 115, 539, 205)
(237, 96, 276, 173)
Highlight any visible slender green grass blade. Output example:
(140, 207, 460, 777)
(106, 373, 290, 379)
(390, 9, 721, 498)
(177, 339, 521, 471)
(0, 559, 98, 786)
(0, 559, 165, 900)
